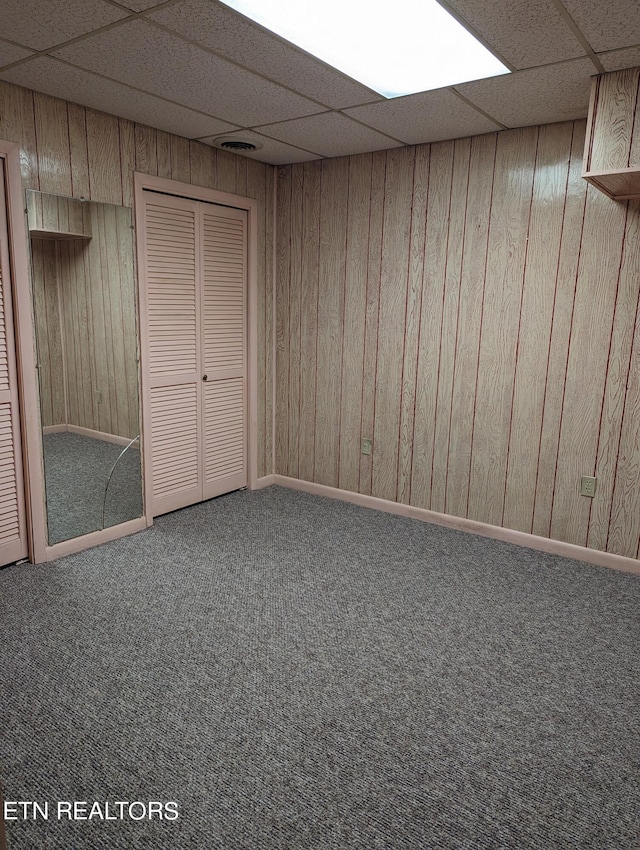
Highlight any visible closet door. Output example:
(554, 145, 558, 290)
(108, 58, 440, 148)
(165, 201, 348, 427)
(144, 194, 202, 516)
(201, 205, 247, 500)
(0, 159, 28, 565)
(142, 191, 248, 517)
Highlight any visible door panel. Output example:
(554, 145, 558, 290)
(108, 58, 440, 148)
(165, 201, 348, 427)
(0, 158, 28, 565)
(144, 195, 201, 515)
(142, 192, 247, 516)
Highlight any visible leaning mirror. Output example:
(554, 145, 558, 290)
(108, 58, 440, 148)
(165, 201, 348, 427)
(26, 190, 143, 545)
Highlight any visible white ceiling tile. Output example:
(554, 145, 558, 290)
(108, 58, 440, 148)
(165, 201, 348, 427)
(598, 47, 640, 72)
(561, 0, 640, 52)
(148, 0, 381, 109)
(0, 0, 129, 51)
(0, 57, 240, 138)
(52, 19, 321, 127)
(445, 0, 586, 69)
(455, 58, 594, 128)
(344, 89, 503, 146)
(255, 112, 404, 158)
(0, 41, 34, 68)
(200, 131, 322, 165)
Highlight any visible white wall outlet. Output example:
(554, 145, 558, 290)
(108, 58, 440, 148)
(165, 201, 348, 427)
(361, 439, 372, 456)
(580, 475, 597, 497)
(96, 390, 103, 404)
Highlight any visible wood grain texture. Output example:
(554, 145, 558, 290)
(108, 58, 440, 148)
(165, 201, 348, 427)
(297, 160, 321, 484)
(467, 127, 538, 526)
(372, 147, 414, 502)
(275, 117, 640, 560)
(314, 157, 349, 488)
(34, 92, 72, 197)
(410, 141, 454, 510)
(503, 122, 574, 533)
(286, 163, 303, 479)
(274, 165, 291, 475)
(338, 153, 374, 493)
(30, 239, 65, 427)
(589, 68, 640, 173)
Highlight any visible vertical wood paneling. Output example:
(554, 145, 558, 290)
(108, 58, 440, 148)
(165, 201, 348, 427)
(410, 141, 454, 510)
(189, 140, 216, 189)
(275, 165, 291, 474)
(31, 239, 65, 427)
(467, 127, 538, 526)
(338, 153, 373, 493)
(67, 103, 90, 199)
(396, 146, 430, 507)
(550, 187, 628, 546)
(445, 132, 496, 520)
(135, 124, 158, 177)
(119, 118, 135, 208)
(86, 108, 122, 206)
(314, 157, 349, 488)
(34, 93, 72, 197)
(372, 147, 414, 502)
(531, 123, 588, 537)
(156, 130, 172, 179)
(287, 164, 303, 478)
(607, 276, 640, 556)
(503, 122, 574, 533)
(430, 137, 471, 514)
(170, 134, 191, 183)
(358, 151, 385, 495)
(297, 160, 321, 484)
(276, 116, 640, 561)
(589, 68, 640, 172)
(587, 202, 640, 550)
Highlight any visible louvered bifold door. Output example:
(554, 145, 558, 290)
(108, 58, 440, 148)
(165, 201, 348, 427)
(201, 206, 247, 499)
(143, 193, 202, 516)
(0, 159, 27, 566)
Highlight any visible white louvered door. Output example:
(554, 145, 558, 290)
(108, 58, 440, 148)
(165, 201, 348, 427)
(142, 191, 247, 517)
(0, 159, 28, 565)
(201, 206, 246, 499)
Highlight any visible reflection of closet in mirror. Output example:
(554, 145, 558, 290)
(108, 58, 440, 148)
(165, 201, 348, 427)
(27, 190, 143, 545)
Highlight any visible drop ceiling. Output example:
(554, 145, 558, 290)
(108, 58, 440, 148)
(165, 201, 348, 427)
(1, 0, 639, 165)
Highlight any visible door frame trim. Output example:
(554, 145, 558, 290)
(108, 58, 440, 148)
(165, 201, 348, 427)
(134, 173, 259, 525)
(0, 140, 48, 564)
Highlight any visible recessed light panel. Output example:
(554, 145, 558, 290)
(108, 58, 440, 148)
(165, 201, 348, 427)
(219, 0, 510, 98)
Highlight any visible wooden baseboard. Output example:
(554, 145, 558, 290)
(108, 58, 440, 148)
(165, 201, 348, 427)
(42, 424, 67, 434)
(67, 425, 139, 448)
(254, 474, 275, 490)
(270, 475, 640, 576)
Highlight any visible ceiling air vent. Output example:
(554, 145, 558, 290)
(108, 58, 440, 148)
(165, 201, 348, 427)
(213, 136, 263, 153)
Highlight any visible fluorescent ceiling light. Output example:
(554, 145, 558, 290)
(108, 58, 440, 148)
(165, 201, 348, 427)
(219, 0, 509, 98)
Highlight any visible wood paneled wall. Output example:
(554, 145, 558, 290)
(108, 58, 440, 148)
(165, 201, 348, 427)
(276, 120, 640, 561)
(0, 79, 274, 474)
(32, 202, 138, 439)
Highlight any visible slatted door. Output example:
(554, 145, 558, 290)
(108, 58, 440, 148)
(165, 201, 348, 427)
(141, 191, 247, 516)
(0, 159, 28, 565)
(202, 206, 247, 499)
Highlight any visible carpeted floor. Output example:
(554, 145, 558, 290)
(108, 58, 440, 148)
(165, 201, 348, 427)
(43, 432, 143, 544)
(0, 485, 639, 849)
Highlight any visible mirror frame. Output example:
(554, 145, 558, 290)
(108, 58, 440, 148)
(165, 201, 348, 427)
(7, 169, 148, 563)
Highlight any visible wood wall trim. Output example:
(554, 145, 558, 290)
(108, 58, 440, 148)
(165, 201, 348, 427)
(271, 475, 640, 576)
(0, 139, 47, 563)
(43, 516, 147, 562)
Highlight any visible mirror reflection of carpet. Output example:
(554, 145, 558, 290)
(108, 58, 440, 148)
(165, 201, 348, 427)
(42, 432, 142, 545)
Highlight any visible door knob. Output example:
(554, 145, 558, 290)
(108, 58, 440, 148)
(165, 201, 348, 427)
(202, 374, 208, 382)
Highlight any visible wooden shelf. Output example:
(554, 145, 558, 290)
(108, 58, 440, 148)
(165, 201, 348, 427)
(583, 68, 640, 201)
(26, 190, 92, 239)
(582, 166, 640, 201)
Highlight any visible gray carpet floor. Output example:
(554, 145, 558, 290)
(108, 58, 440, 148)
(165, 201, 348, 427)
(43, 432, 143, 544)
(0, 485, 639, 849)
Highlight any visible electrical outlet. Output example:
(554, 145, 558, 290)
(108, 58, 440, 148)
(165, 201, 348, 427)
(361, 439, 372, 456)
(580, 475, 597, 497)
(96, 391, 103, 405)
